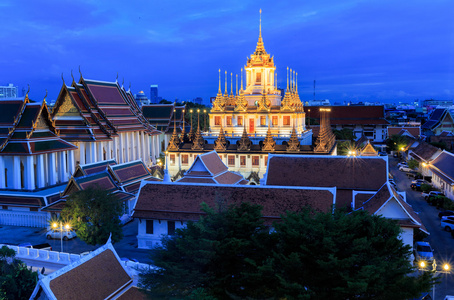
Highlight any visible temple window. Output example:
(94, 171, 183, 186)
(272, 116, 278, 126)
(227, 116, 232, 126)
(260, 116, 266, 126)
(240, 156, 246, 167)
(237, 116, 243, 126)
(170, 154, 175, 165)
(168, 221, 176, 236)
(146, 220, 154, 234)
(228, 155, 235, 166)
(256, 72, 261, 83)
(252, 156, 259, 166)
(283, 116, 291, 126)
(181, 154, 189, 165)
(215, 116, 221, 125)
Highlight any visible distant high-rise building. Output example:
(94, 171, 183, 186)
(0, 83, 18, 98)
(193, 97, 203, 105)
(150, 85, 159, 104)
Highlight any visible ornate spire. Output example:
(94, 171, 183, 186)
(224, 70, 228, 96)
(180, 109, 188, 143)
(287, 125, 300, 152)
(241, 68, 244, 91)
(229, 72, 235, 106)
(257, 88, 270, 111)
(314, 108, 336, 153)
(254, 9, 267, 55)
(237, 124, 252, 151)
(212, 69, 226, 112)
(218, 68, 222, 93)
(214, 123, 228, 151)
(167, 109, 180, 151)
(188, 109, 194, 141)
(262, 123, 275, 152)
(192, 109, 204, 150)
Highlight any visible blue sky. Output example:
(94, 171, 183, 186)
(1, 0, 453, 104)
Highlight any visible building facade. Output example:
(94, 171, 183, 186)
(0, 84, 18, 98)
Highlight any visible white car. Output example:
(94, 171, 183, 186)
(397, 162, 408, 168)
(441, 219, 454, 232)
(399, 166, 413, 172)
(46, 229, 77, 241)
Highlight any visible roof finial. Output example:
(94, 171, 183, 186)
(78, 65, 82, 78)
(71, 69, 75, 83)
(26, 84, 30, 97)
(286, 67, 289, 91)
(61, 73, 65, 85)
(122, 77, 124, 87)
(129, 82, 131, 91)
(218, 69, 221, 93)
(259, 8, 262, 38)
(116, 72, 119, 82)
(44, 89, 48, 102)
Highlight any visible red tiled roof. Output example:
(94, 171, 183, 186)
(48, 249, 132, 300)
(388, 126, 421, 138)
(410, 141, 440, 162)
(134, 182, 335, 223)
(214, 171, 244, 184)
(304, 106, 389, 126)
(200, 151, 228, 176)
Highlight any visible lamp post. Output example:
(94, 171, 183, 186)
(203, 109, 207, 131)
(52, 221, 70, 252)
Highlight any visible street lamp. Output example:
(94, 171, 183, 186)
(52, 221, 70, 252)
(203, 109, 207, 131)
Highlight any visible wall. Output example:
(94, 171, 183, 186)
(137, 219, 186, 249)
(0, 210, 48, 227)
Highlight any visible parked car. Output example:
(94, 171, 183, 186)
(422, 191, 444, 200)
(411, 182, 422, 191)
(389, 179, 397, 188)
(439, 210, 454, 219)
(413, 241, 435, 268)
(399, 166, 413, 172)
(411, 179, 425, 184)
(441, 219, 454, 232)
(397, 162, 408, 168)
(46, 229, 77, 241)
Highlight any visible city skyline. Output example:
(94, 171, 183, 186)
(1, 0, 453, 104)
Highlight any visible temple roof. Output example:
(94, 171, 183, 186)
(142, 103, 187, 133)
(429, 150, 454, 184)
(51, 76, 158, 142)
(422, 108, 451, 130)
(134, 182, 336, 223)
(304, 106, 389, 126)
(409, 141, 441, 163)
(73, 159, 117, 178)
(388, 126, 421, 139)
(0, 98, 77, 155)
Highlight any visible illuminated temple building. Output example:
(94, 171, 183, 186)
(166, 12, 336, 183)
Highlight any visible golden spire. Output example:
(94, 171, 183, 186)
(286, 67, 289, 91)
(290, 68, 293, 92)
(224, 70, 228, 96)
(218, 69, 221, 93)
(214, 122, 228, 151)
(238, 123, 252, 151)
(192, 109, 204, 150)
(236, 74, 238, 96)
(287, 125, 300, 152)
(262, 122, 276, 152)
(295, 72, 298, 93)
(230, 72, 233, 96)
(293, 70, 296, 93)
(167, 108, 180, 151)
(180, 109, 187, 143)
(254, 9, 266, 55)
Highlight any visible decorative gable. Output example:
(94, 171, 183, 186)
(55, 93, 79, 117)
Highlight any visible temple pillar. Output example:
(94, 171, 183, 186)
(58, 151, 68, 183)
(48, 153, 56, 186)
(12, 156, 20, 189)
(0, 157, 4, 189)
(131, 132, 136, 161)
(36, 154, 45, 188)
(97, 141, 103, 161)
(136, 131, 141, 161)
(119, 133, 124, 163)
(68, 150, 75, 177)
(141, 132, 146, 162)
(106, 141, 112, 160)
(125, 132, 130, 162)
(90, 142, 96, 163)
(25, 155, 35, 190)
(79, 142, 85, 165)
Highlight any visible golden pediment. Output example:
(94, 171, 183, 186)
(56, 94, 79, 116)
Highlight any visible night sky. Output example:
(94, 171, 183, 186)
(1, 0, 453, 105)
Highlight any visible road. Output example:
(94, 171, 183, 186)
(390, 157, 454, 299)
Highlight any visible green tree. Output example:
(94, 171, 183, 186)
(61, 187, 124, 245)
(407, 159, 419, 170)
(139, 202, 275, 299)
(0, 246, 38, 300)
(272, 209, 435, 300)
(386, 135, 409, 152)
(333, 128, 354, 141)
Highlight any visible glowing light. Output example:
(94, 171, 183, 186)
(401, 147, 404, 151)
(52, 222, 58, 228)
(422, 163, 427, 167)
(419, 261, 426, 268)
(443, 263, 450, 271)
(65, 224, 70, 230)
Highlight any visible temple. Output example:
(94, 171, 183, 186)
(165, 11, 336, 182)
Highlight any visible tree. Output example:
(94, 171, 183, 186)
(61, 187, 124, 245)
(386, 135, 409, 152)
(333, 128, 354, 141)
(0, 246, 38, 300)
(272, 209, 435, 300)
(407, 159, 419, 170)
(139, 202, 275, 299)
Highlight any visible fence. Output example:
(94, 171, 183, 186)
(0, 244, 155, 275)
(0, 210, 48, 227)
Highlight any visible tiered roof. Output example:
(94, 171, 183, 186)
(388, 126, 421, 139)
(51, 76, 157, 142)
(177, 151, 247, 185)
(0, 97, 76, 155)
(73, 159, 117, 177)
(109, 160, 160, 193)
(422, 108, 451, 130)
(429, 150, 454, 185)
(142, 103, 187, 133)
(409, 141, 441, 163)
